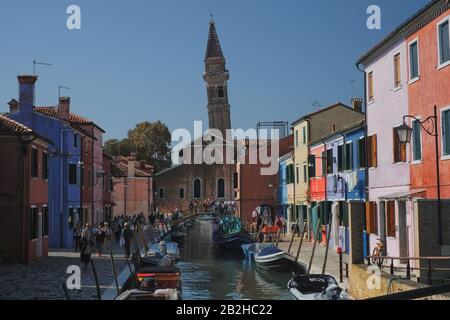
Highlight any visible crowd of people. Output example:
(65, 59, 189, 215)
(74, 213, 148, 270)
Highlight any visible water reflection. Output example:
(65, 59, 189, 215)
(177, 219, 293, 300)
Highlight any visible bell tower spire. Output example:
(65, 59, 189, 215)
(203, 19, 231, 136)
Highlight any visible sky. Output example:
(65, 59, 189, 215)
(0, 0, 430, 141)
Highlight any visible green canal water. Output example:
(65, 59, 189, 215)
(176, 218, 293, 300)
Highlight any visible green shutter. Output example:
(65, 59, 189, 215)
(439, 21, 450, 64)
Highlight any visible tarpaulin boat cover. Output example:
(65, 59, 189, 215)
(259, 246, 282, 256)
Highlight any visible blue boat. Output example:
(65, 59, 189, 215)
(254, 246, 306, 273)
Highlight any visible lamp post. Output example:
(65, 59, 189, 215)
(396, 105, 442, 246)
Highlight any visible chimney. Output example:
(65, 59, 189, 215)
(351, 98, 364, 113)
(8, 99, 19, 113)
(127, 153, 137, 178)
(58, 96, 71, 121)
(18, 75, 38, 125)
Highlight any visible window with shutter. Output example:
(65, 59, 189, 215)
(326, 149, 333, 174)
(371, 135, 378, 167)
(443, 110, 450, 156)
(393, 127, 406, 163)
(365, 202, 378, 234)
(308, 155, 316, 178)
(338, 145, 344, 172)
(439, 20, 450, 65)
(394, 53, 401, 88)
(409, 41, 419, 80)
(345, 142, 353, 170)
(359, 138, 366, 168)
(322, 151, 327, 176)
(386, 201, 396, 237)
(368, 72, 374, 101)
(412, 120, 422, 161)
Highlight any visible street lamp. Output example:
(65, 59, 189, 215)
(396, 105, 442, 246)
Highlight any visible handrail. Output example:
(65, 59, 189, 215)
(367, 255, 450, 261)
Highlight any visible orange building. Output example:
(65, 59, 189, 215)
(407, 5, 450, 199)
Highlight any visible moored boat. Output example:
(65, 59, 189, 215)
(254, 246, 306, 273)
(213, 215, 256, 251)
(287, 274, 350, 300)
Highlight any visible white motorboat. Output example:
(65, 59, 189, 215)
(287, 274, 351, 300)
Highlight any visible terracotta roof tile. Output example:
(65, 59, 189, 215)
(34, 106, 92, 124)
(0, 114, 33, 135)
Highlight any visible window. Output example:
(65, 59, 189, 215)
(303, 164, 307, 183)
(393, 127, 406, 163)
(233, 172, 238, 189)
(386, 201, 396, 237)
(218, 86, 224, 98)
(73, 133, 78, 148)
(296, 166, 300, 184)
(345, 142, 353, 170)
(326, 149, 333, 174)
(42, 151, 48, 180)
(442, 109, 450, 156)
(302, 126, 307, 144)
(295, 130, 299, 147)
(193, 179, 201, 199)
(69, 164, 77, 185)
(217, 178, 225, 198)
(409, 41, 419, 80)
(337, 145, 344, 172)
(321, 151, 327, 176)
(30, 207, 38, 240)
(365, 202, 378, 235)
(358, 138, 366, 169)
(367, 134, 378, 168)
(31, 147, 38, 178)
(308, 155, 316, 178)
(438, 19, 450, 66)
(412, 120, 422, 161)
(394, 53, 401, 88)
(286, 164, 294, 184)
(43, 206, 48, 236)
(68, 208, 74, 229)
(179, 188, 185, 199)
(368, 71, 374, 101)
(159, 188, 165, 199)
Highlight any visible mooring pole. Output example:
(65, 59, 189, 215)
(295, 222, 307, 262)
(322, 212, 333, 274)
(90, 260, 102, 300)
(62, 283, 71, 300)
(110, 251, 120, 295)
(287, 220, 299, 254)
(307, 220, 322, 275)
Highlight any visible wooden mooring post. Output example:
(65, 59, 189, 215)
(110, 251, 120, 295)
(90, 259, 102, 300)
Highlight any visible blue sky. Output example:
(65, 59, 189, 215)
(0, 0, 429, 141)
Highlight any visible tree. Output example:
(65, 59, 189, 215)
(128, 121, 172, 173)
(103, 138, 131, 158)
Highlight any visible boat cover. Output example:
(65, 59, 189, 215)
(258, 246, 282, 256)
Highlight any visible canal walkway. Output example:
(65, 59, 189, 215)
(277, 235, 350, 290)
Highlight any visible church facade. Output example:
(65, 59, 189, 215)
(154, 20, 236, 213)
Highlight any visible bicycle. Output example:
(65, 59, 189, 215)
(371, 238, 387, 268)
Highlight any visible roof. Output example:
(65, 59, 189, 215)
(205, 21, 224, 60)
(291, 102, 361, 127)
(379, 189, 426, 201)
(356, 0, 445, 66)
(34, 106, 106, 133)
(0, 114, 53, 145)
(309, 120, 365, 146)
(112, 157, 153, 178)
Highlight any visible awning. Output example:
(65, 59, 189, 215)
(378, 189, 426, 201)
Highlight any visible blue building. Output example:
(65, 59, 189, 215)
(278, 153, 294, 233)
(309, 121, 366, 252)
(8, 75, 86, 248)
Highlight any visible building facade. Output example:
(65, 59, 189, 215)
(0, 115, 52, 263)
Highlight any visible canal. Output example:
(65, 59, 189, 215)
(176, 218, 293, 300)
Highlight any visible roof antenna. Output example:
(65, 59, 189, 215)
(33, 60, 52, 75)
(58, 85, 71, 98)
(313, 101, 322, 111)
(210, 13, 214, 23)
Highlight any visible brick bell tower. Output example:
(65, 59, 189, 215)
(203, 19, 231, 136)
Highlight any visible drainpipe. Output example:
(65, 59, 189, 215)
(356, 62, 369, 203)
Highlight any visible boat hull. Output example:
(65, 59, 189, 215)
(255, 251, 306, 273)
(213, 230, 256, 251)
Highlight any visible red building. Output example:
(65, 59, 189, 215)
(0, 115, 52, 264)
(309, 143, 326, 203)
(235, 135, 293, 225)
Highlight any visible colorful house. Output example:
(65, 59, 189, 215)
(356, 0, 450, 269)
(0, 115, 52, 263)
(8, 76, 88, 248)
(278, 153, 295, 232)
(291, 102, 365, 240)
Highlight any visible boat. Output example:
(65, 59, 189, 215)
(148, 241, 180, 257)
(254, 246, 306, 273)
(141, 252, 178, 267)
(213, 215, 256, 251)
(115, 289, 179, 300)
(287, 274, 351, 300)
(241, 243, 272, 260)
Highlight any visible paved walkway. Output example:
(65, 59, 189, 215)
(0, 237, 148, 300)
(277, 235, 350, 289)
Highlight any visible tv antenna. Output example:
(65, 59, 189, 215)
(58, 85, 71, 98)
(33, 60, 52, 75)
(313, 101, 322, 111)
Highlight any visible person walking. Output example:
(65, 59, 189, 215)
(122, 223, 133, 258)
(103, 222, 113, 253)
(95, 223, 106, 257)
(73, 222, 82, 252)
(80, 223, 93, 270)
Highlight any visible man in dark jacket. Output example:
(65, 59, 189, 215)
(122, 223, 133, 258)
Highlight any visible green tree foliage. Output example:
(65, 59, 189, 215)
(104, 121, 172, 174)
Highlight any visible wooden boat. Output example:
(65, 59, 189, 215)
(287, 274, 350, 300)
(115, 289, 179, 300)
(149, 241, 180, 257)
(241, 243, 272, 260)
(254, 246, 306, 273)
(213, 229, 256, 251)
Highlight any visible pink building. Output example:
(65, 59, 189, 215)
(111, 155, 153, 217)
